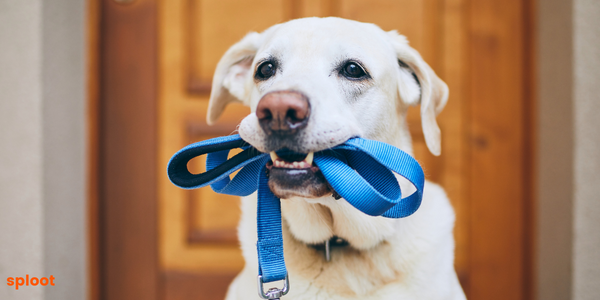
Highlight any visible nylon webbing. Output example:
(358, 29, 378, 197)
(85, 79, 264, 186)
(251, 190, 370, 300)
(167, 134, 424, 284)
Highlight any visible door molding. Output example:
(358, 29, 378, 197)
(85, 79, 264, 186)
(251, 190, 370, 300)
(94, 0, 160, 299)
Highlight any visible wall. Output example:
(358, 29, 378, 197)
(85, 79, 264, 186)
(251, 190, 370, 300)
(572, 0, 600, 299)
(537, 0, 574, 299)
(0, 0, 87, 299)
(0, 1, 45, 298)
(538, 0, 600, 299)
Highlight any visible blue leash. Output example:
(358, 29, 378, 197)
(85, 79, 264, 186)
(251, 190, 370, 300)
(167, 134, 424, 299)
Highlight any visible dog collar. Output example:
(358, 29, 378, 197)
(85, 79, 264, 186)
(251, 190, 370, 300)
(167, 134, 424, 299)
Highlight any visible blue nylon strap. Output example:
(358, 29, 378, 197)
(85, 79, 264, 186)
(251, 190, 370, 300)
(256, 166, 287, 282)
(167, 134, 425, 284)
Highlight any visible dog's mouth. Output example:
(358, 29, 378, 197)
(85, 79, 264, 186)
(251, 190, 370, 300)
(266, 150, 332, 199)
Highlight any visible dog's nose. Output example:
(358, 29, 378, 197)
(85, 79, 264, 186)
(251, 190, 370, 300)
(256, 91, 310, 135)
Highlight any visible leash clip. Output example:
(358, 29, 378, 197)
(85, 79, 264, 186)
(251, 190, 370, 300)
(257, 274, 289, 300)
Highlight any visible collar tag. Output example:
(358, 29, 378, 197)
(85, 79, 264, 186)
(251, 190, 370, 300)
(325, 239, 331, 262)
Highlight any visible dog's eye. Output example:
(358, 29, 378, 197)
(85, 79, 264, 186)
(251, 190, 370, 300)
(256, 61, 277, 80)
(342, 62, 367, 79)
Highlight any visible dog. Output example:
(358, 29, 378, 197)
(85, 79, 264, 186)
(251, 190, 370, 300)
(206, 17, 466, 300)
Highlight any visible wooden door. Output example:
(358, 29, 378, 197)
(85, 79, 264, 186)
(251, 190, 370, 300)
(96, 0, 535, 299)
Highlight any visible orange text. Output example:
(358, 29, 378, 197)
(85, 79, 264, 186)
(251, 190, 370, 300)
(6, 275, 55, 290)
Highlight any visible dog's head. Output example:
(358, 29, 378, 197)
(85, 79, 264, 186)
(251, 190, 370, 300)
(208, 17, 447, 200)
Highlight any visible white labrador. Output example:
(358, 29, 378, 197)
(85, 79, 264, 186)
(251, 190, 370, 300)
(207, 17, 466, 300)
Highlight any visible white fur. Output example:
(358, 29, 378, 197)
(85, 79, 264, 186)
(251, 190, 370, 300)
(207, 17, 465, 300)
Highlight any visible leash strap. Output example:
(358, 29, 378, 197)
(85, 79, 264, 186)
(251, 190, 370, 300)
(167, 134, 424, 287)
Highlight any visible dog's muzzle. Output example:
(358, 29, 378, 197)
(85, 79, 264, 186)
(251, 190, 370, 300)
(256, 91, 331, 198)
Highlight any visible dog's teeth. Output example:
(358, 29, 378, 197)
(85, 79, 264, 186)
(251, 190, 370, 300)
(270, 151, 316, 169)
(305, 152, 314, 165)
(270, 151, 278, 162)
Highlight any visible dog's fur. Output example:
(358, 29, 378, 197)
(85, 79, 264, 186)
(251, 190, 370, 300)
(207, 17, 466, 300)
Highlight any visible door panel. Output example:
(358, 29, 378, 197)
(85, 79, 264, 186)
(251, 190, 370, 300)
(188, 0, 293, 93)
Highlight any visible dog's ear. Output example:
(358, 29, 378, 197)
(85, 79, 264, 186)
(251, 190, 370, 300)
(207, 32, 261, 125)
(387, 31, 449, 156)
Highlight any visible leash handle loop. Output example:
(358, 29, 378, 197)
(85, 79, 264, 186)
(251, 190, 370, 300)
(167, 134, 267, 195)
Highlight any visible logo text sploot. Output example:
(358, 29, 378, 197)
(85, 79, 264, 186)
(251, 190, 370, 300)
(6, 275, 55, 290)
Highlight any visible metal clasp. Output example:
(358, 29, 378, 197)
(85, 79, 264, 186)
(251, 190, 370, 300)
(257, 274, 290, 300)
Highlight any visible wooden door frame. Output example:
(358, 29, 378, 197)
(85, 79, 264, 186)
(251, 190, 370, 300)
(89, 0, 537, 299)
(466, 0, 537, 299)
(89, 0, 160, 299)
